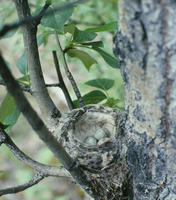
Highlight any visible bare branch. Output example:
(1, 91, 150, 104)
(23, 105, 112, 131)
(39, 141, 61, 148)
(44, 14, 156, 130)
(1, 78, 32, 94)
(0, 128, 71, 178)
(54, 31, 85, 107)
(52, 51, 74, 110)
(0, 80, 68, 94)
(0, 53, 100, 199)
(0, 0, 90, 38)
(0, 172, 45, 196)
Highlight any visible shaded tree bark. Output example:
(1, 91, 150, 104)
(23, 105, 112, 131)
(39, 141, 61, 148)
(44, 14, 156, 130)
(114, 0, 176, 199)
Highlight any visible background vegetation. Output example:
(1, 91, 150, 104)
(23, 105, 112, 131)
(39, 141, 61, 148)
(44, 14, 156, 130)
(0, 0, 123, 199)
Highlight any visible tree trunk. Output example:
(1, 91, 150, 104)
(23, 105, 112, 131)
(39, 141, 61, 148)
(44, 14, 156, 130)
(113, 0, 176, 199)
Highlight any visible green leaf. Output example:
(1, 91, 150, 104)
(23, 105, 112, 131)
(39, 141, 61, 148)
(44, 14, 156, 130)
(80, 41, 104, 48)
(85, 78, 115, 91)
(37, 34, 44, 46)
(41, 5, 73, 32)
(67, 49, 97, 70)
(37, 32, 50, 46)
(92, 47, 118, 68)
(85, 21, 118, 32)
(16, 52, 28, 75)
(54, 6, 73, 32)
(103, 98, 120, 108)
(0, 93, 20, 132)
(4, 108, 20, 132)
(64, 24, 97, 42)
(64, 24, 75, 35)
(73, 90, 107, 108)
(73, 27, 97, 42)
(41, 7, 57, 29)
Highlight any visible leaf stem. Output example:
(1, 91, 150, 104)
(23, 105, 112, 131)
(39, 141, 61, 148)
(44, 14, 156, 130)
(52, 51, 74, 110)
(54, 30, 85, 107)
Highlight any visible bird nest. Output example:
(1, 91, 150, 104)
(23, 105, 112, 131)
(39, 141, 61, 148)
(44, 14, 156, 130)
(57, 105, 124, 169)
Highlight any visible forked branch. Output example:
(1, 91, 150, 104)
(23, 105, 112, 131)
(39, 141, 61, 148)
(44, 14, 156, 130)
(0, 172, 45, 196)
(0, 127, 71, 178)
(54, 31, 85, 107)
(52, 51, 74, 110)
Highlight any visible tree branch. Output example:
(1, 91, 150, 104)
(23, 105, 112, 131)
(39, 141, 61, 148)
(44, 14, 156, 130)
(0, 79, 63, 94)
(35, 1, 51, 26)
(0, 172, 45, 196)
(54, 31, 85, 107)
(0, 53, 101, 199)
(0, 127, 71, 178)
(0, 53, 74, 169)
(14, 0, 61, 128)
(45, 83, 60, 87)
(0, 0, 90, 38)
(0, 126, 6, 146)
(52, 51, 74, 110)
(0, 79, 33, 94)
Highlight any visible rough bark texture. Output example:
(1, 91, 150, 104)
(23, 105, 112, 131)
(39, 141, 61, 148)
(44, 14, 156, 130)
(114, 0, 176, 199)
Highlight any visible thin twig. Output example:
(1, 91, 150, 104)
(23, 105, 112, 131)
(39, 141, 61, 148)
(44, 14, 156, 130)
(0, 0, 90, 37)
(1, 78, 32, 94)
(52, 51, 74, 110)
(0, 172, 45, 196)
(0, 80, 65, 94)
(0, 128, 71, 178)
(54, 31, 85, 107)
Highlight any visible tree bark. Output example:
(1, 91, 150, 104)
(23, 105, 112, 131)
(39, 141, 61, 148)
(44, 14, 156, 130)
(114, 0, 176, 199)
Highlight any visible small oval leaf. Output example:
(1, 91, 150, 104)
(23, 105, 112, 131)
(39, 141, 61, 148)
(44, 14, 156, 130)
(16, 52, 28, 75)
(67, 49, 97, 70)
(73, 27, 97, 42)
(41, 5, 73, 32)
(41, 7, 57, 29)
(73, 90, 107, 108)
(85, 21, 118, 33)
(85, 78, 115, 91)
(80, 41, 104, 48)
(0, 93, 20, 132)
(92, 47, 118, 68)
